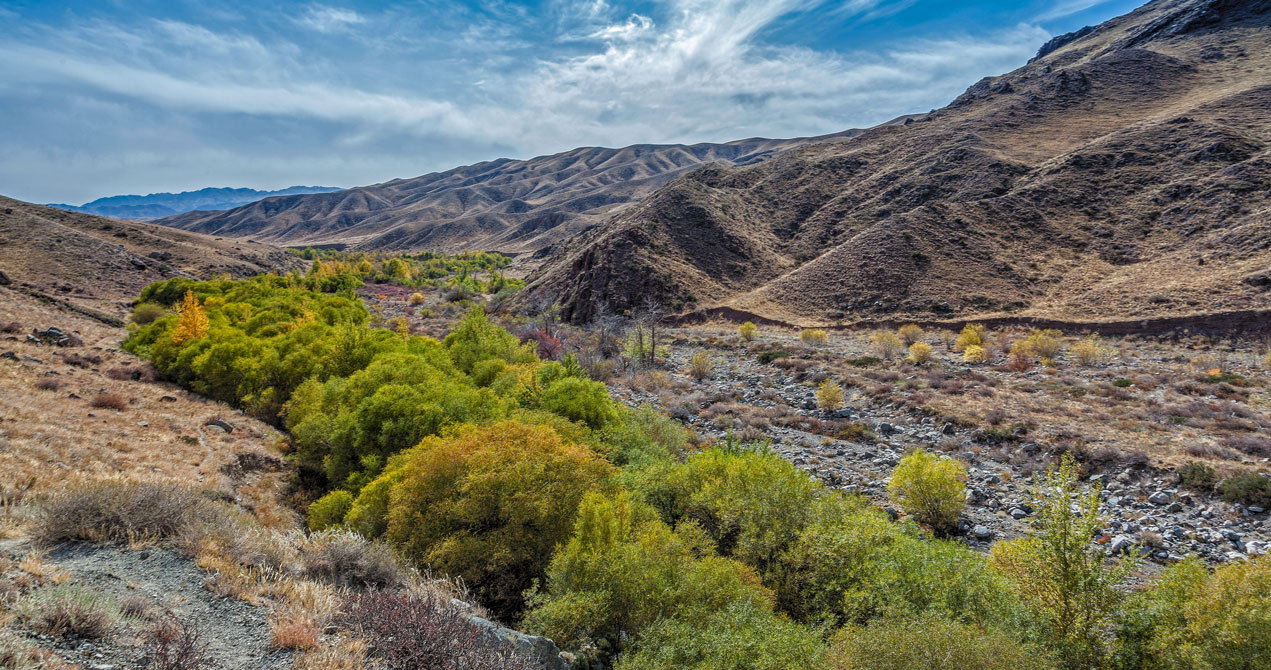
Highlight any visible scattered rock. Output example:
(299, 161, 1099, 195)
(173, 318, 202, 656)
(28, 326, 80, 347)
(972, 525, 993, 539)
(205, 419, 234, 434)
(468, 615, 572, 670)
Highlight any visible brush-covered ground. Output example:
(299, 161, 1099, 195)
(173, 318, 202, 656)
(0, 278, 552, 669)
(372, 287, 1271, 565)
(3, 253, 1269, 670)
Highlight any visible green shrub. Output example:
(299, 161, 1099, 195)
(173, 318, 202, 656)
(774, 494, 1013, 627)
(442, 305, 535, 373)
(524, 492, 772, 667)
(614, 600, 827, 670)
(130, 302, 166, 325)
(598, 405, 688, 468)
(830, 614, 1055, 670)
(1217, 473, 1271, 507)
(307, 490, 354, 531)
(848, 356, 882, 367)
(757, 350, 789, 364)
(370, 422, 613, 620)
(659, 449, 821, 571)
(539, 377, 619, 429)
(991, 455, 1136, 670)
(1114, 555, 1271, 670)
(887, 450, 966, 534)
(286, 351, 507, 487)
(1178, 462, 1217, 493)
(834, 422, 875, 443)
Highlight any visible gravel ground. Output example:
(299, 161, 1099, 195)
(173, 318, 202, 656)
(3, 539, 291, 670)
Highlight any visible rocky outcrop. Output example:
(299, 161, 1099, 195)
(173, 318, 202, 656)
(468, 614, 572, 669)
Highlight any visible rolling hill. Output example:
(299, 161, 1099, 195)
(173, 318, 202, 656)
(522, 0, 1271, 325)
(0, 196, 303, 319)
(151, 129, 907, 255)
(47, 186, 341, 220)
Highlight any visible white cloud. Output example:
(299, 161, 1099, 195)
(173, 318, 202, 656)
(0, 1, 1055, 203)
(296, 5, 366, 33)
(591, 14, 654, 41)
(1035, 0, 1111, 21)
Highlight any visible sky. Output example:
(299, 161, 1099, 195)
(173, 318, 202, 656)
(0, 0, 1144, 205)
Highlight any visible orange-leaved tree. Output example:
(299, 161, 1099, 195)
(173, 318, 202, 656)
(171, 290, 209, 344)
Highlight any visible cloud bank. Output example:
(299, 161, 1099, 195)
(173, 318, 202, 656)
(0, 0, 1057, 203)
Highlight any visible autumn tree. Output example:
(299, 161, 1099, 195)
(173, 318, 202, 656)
(171, 290, 209, 344)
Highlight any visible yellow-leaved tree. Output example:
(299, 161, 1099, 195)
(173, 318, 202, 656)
(171, 290, 209, 344)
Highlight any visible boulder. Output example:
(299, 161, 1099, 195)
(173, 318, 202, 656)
(468, 615, 572, 670)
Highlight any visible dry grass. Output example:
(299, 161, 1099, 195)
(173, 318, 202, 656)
(18, 584, 119, 639)
(0, 293, 288, 500)
(293, 636, 370, 670)
(89, 392, 129, 411)
(269, 617, 321, 650)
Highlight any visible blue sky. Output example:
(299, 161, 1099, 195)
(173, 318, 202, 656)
(0, 0, 1142, 204)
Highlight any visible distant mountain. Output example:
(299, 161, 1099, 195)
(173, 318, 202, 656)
(151, 126, 917, 254)
(522, 0, 1271, 325)
(47, 186, 342, 220)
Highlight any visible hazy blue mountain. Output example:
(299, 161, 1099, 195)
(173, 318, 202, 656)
(47, 186, 343, 219)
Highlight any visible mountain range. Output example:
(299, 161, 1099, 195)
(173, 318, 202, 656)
(53, 0, 1271, 328)
(520, 0, 1271, 324)
(150, 127, 920, 254)
(47, 186, 341, 220)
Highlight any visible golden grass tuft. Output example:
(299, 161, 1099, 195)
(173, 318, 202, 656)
(800, 329, 829, 345)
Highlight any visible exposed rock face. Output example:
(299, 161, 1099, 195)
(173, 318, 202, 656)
(468, 615, 572, 669)
(522, 0, 1271, 325)
(1031, 25, 1097, 62)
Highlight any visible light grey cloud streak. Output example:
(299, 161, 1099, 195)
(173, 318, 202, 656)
(0, 1, 1048, 203)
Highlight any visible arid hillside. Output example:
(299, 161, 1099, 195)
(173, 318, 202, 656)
(524, 0, 1271, 325)
(0, 196, 303, 319)
(152, 129, 903, 255)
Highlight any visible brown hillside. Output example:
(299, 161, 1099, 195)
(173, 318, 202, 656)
(523, 0, 1271, 325)
(151, 129, 907, 255)
(0, 196, 303, 318)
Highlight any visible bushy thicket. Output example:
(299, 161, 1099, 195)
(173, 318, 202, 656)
(123, 276, 1271, 670)
(292, 248, 523, 293)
